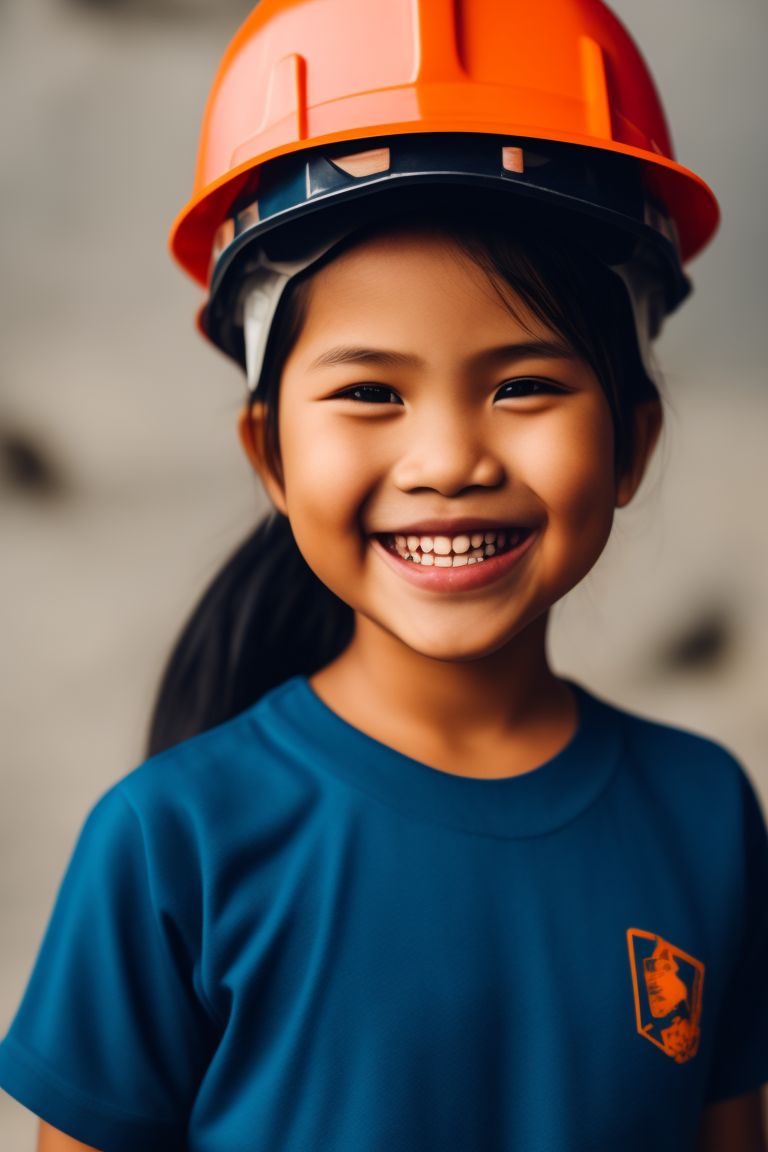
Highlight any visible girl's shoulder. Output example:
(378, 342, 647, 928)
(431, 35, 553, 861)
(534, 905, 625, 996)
(52, 678, 312, 943)
(581, 680, 764, 832)
(594, 684, 743, 764)
(90, 675, 310, 843)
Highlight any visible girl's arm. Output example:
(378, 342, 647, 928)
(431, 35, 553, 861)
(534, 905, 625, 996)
(37, 1120, 101, 1151)
(695, 1087, 767, 1152)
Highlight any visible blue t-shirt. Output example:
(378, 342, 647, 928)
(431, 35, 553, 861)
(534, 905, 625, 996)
(1, 676, 766, 1151)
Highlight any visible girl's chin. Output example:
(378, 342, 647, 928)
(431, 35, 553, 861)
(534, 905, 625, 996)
(377, 618, 537, 665)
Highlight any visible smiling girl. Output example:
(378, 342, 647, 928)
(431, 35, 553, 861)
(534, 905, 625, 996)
(242, 212, 659, 778)
(1, 2, 767, 1150)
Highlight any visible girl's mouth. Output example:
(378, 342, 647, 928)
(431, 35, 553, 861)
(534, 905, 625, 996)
(371, 527, 536, 592)
(378, 527, 526, 567)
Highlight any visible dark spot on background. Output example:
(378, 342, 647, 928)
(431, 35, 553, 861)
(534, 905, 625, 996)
(0, 427, 67, 498)
(654, 603, 736, 674)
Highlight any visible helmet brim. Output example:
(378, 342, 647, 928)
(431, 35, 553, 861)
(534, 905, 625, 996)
(198, 133, 693, 367)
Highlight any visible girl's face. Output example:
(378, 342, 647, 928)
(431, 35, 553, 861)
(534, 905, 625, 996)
(249, 229, 648, 664)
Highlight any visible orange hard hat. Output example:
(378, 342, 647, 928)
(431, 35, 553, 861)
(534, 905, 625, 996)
(169, 0, 719, 374)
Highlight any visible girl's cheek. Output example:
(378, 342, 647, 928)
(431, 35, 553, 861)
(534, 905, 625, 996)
(283, 420, 376, 509)
(312, 430, 377, 479)
(516, 410, 616, 520)
(549, 445, 614, 522)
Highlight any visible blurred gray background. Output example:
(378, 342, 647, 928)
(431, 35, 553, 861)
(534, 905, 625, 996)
(2, 0, 767, 1142)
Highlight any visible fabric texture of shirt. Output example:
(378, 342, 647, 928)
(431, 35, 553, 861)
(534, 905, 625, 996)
(0, 675, 766, 1151)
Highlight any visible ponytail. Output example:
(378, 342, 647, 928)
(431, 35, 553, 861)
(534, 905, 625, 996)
(145, 511, 353, 757)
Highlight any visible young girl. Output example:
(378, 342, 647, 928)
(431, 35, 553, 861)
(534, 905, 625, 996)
(1, 1, 766, 1149)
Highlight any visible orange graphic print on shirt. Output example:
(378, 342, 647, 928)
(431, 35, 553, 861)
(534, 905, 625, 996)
(627, 928, 704, 1064)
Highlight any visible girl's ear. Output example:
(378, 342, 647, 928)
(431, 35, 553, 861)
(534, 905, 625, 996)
(615, 398, 663, 509)
(237, 403, 289, 516)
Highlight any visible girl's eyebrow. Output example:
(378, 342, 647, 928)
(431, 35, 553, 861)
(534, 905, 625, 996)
(309, 346, 418, 371)
(308, 339, 577, 372)
(478, 339, 578, 365)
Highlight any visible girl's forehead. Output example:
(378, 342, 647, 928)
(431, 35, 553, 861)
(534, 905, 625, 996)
(298, 227, 549, 341)
(312, 226, 488, 283)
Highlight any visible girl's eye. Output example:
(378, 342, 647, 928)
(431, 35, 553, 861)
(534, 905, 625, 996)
(496, 377, 565, 399)
(335, 384, 402, 404)
(333, 378, 565, 405)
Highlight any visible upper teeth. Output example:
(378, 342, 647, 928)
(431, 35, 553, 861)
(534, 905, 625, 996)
(383, 529, 519, 567)
(394, 531, 507, 555)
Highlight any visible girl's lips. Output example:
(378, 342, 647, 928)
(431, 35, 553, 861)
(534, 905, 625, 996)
(370, 529, 536, 592)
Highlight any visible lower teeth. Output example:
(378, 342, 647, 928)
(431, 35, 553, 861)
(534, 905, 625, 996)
(405, 554, 485, 566)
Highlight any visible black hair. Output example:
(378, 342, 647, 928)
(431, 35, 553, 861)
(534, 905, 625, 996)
(145, 203, 661, 757)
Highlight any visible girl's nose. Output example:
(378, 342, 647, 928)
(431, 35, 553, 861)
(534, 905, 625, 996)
(390, 411, 505, 496)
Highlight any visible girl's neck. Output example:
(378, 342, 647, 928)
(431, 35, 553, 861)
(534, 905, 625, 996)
(308, 612, 579, 779)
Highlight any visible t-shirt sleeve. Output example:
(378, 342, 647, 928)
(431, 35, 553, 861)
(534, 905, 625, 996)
(704, 765, 768, 1103)
(0, 785, 218, 1152)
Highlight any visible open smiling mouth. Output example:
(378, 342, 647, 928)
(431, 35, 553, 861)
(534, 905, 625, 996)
(377, 527, 531, 567)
